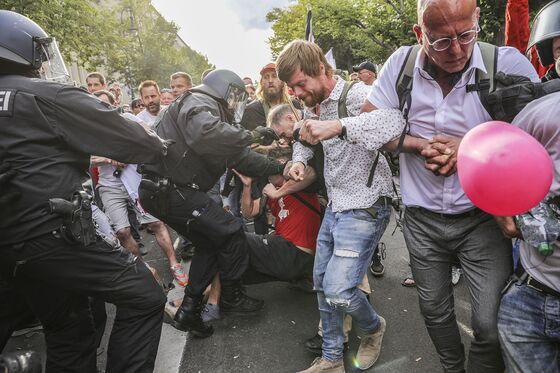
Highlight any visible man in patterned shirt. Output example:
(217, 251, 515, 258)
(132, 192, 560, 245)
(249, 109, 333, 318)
(276, 40, 406, 373)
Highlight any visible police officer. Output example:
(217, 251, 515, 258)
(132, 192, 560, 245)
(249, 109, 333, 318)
(0, 11, 169, 373)
(527, 0, 560, 82)
(139, 69, 283, 337)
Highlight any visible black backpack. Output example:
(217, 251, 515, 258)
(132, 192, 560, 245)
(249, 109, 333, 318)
(396, 42, 560, 126)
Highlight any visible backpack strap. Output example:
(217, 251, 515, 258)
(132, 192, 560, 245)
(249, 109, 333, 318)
(292, 192, 323, 217)
(394, 45, 421, 156)
(337, 80, 357, 119)
(466, 41, 498, 115)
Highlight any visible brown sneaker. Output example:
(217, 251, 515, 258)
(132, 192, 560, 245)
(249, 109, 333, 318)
(297, 357, 345, 373)
(356, 316, 386, 370)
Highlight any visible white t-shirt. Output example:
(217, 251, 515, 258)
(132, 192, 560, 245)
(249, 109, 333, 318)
(136, 109, 158, 128)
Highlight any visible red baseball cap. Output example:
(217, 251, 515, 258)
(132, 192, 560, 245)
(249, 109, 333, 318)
(260, 62, 276, 76)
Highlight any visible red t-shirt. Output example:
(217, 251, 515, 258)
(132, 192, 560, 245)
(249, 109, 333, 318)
(267, 192, 321, 251)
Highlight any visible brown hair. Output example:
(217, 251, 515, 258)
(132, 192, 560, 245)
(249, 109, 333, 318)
(86, 72, 105, 85)
(276, 40, 333, 83)
(138, 80, 160, 96)
(170, 71, 192, 85)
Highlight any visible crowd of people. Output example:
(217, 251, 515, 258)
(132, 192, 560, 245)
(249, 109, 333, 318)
(0, 0, 559, 372)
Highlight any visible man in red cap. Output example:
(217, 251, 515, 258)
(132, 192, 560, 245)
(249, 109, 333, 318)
(240, 62, 300, 131)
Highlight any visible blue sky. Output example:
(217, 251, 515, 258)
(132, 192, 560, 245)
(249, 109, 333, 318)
(152, 0, 292, 81)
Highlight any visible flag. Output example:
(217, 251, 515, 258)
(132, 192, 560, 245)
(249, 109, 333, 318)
(325, 48, 336, 70)
(305, 7, 314, 43)
(504, 0, 530, 53)
(505, 0, 548, 77)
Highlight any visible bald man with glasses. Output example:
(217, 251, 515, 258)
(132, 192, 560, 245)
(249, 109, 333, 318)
(359, 1, 539, 372)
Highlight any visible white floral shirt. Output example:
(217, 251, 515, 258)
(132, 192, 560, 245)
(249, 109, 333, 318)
(293, 77, 405, 212)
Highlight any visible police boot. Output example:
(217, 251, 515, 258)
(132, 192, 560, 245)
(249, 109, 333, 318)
(220, 280, 264, 315)
(172, 294, 213, 338)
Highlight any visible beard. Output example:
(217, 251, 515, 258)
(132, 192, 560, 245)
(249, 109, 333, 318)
(263, 86, 283, 103)
(300, 86, 325, 108)
(147, 102, 160, 115)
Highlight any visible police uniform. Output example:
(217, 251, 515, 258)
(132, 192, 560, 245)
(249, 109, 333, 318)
(0, 75, 168, 373)
(139, 76, 283, 335)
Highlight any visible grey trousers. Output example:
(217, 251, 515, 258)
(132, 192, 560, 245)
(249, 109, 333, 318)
(403, 207, 512, 373)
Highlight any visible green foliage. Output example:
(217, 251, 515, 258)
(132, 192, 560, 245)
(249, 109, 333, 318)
(267, 0, 550, 70)
(0, 0, 212, 91)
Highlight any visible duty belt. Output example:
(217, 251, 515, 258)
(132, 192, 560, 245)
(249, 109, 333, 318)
(142, 173, 200, 191)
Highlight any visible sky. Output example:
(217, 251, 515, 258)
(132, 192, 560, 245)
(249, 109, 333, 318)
(151, 0, 293, 81)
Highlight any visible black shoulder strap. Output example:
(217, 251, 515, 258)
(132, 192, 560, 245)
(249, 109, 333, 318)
(337, 80, 358, 119)
(466, 42, 498, 115)
(292, 192, 322, 217)
(394, 45, 421, 156)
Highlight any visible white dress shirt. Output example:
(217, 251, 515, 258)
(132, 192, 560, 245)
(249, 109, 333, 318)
(368, 44, 539, 213)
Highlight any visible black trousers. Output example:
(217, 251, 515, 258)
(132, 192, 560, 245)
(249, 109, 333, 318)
(139, 183, 250, 296)
(0, 233, 166, 373)
(243, 234, 314, 284)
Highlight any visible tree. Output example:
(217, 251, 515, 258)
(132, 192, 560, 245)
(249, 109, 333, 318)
(267, 0, 554, 71)
(268, 0, 417, 70)
(1, 0, 122, 69)
(0, 0, 213, 90)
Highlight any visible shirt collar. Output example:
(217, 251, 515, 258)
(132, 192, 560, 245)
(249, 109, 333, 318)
(323, 75, 346, 103)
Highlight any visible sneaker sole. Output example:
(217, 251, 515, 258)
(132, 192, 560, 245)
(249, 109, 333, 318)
(370, 267, 385, 277)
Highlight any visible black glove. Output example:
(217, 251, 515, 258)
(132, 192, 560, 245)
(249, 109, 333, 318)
(251, 126, 279, 146)
(161, 139, 176, 156)
(0, 162, 20, 206)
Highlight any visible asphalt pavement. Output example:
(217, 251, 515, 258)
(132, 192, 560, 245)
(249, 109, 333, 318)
(3, 216, 475, 373)
(178, 216, 475, 373)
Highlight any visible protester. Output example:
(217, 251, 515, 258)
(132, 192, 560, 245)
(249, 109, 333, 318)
(496, 5, 560, 370)
(170, 71, 193, 98)
(136, 80, 163, 127)
(160, 88, 174, 106)
(130, 98, 144, 116)
(361, 1, 539, 371)
(86, 71, 106, 93)
(276, 39, 406, 372)
(352, 61, 377, 85)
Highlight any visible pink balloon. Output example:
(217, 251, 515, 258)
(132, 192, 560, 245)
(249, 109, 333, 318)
(458, 121, 553, 216)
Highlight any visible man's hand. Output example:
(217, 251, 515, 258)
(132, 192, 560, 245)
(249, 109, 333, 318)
(298, 119, 342, 145)
(287, 162, 306, 181)
(0, 162, 20, 205)
(262, 183, 279, 199)
(232, 169, 252, 187)
(494, 216, 522, 239)
(421, 135, 461, 176)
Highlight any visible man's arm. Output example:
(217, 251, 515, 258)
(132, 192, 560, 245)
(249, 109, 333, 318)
(54, 87, 167, 165)
(264, 162, 317, 200)
(233, 170, 261, 218)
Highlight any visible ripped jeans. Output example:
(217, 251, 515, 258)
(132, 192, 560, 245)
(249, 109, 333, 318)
(314, 203, 391, 362)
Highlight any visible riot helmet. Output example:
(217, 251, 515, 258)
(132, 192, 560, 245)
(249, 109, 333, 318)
(527, 0, 560, 66)
(193, 69, 248, 123)
(0, 10, 70, 83)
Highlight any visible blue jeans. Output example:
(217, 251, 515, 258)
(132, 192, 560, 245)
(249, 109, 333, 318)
(498, 282, 560, 373)
(314, 203, 391, 362)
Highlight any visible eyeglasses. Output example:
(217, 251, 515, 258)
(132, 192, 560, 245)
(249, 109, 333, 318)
(423, 23, 480, 52)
